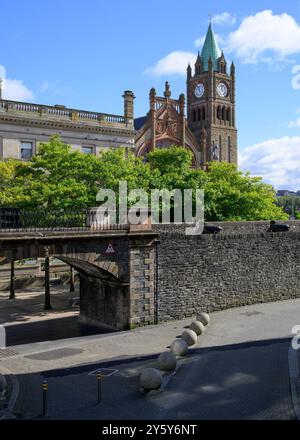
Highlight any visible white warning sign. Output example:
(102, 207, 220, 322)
(105, 243, 115, 254)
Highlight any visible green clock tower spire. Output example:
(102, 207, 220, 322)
(201, 23, 221, 71)
(186, 23, 238, 167)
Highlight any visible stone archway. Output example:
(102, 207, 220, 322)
(0, 231, 158, 332)
(0, 252, 130, 332)
(57, 256, 130, 331)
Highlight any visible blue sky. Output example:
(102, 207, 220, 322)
(1, 0, 300, 189)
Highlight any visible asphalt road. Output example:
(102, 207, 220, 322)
(149, 337, 295, 420)
(5, 299, 300, 420)
(36, 336, 295, 420)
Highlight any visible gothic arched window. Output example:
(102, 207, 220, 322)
(227, 107, 231, 123)
(222, 106, 226, 121)
(193, 109, 196, 122)
(217, 106, 222, 120)
(202, 107, 206, 120)
(228, 136, 231, 162)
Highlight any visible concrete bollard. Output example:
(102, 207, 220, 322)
(158, 352, 177, 371)
(140, 368, 163, 391)
(197, 312, 210, 326)
(190, 321, 205, 336)
(181, 329, 198, 347)
(170, 339, 189, 357)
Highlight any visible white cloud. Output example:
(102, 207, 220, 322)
(226, 10, 300, 64)
(212, 12, 236, 26)
(2, 79, 34, 101)
(240, 136, 300, 189)
(39, 80, 72, 96)
(145, 10, 300, 76)
(145, 51, 196, 76)
(0, 65, 34, 101)
(287, 108, 300, 127)
(194, 33, 224, 48)
(289, 118, 300, 128)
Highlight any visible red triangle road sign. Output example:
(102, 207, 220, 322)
(105, 243, 115, 254)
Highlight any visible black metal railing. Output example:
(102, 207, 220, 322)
(0, 208, 129, 232)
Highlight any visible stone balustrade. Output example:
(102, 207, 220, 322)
(0, 99, 127, 126)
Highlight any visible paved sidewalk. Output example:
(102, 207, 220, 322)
(1, 298, 300, 419)
(0, 286, 79, 327)
(1, 298, 300, 375)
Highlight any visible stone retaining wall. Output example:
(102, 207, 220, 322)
(155, 224, 300, 321)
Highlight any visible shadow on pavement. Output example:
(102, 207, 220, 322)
(5, 315, 114, 346)
(12, 335, 296, 420)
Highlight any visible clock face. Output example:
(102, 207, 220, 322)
(217, 82, 228, 98)
(195, 83, 205, 98)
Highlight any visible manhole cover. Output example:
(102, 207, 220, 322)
(25, 348, 83, 361)
(0, 348, 19, 358)
(88, 368, 118, 377)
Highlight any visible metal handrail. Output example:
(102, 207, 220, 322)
(0, 208, 129, 232)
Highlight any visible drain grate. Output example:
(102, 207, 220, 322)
(25, 347, 83, 361)
(0, 348, 19, 358)
(88, 368, 118, 377)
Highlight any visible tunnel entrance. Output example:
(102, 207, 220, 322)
(0, 255, 128, 347)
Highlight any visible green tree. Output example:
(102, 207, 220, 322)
(0, 160, 30, 206)
(16, 135, 101, 210)
(96, 147, 154, 195)
(204, 162, 288, 221)
(276, 195, 300, 219)
(147, 146, 207, 191)
(0, 139, 288, 222)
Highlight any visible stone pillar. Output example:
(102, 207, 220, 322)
(179, 93, 186, 148)
(44, 250, 52, 310)
(186, 64, 192, 127)
(79, 275, 130, 331)
(231, 62, 236, 108)
(9, 261, 15, 300)
(128, 239, 156, 328)
(70, 266, 75, 292)
(123, 90, 135, 125)
(200, 128, 207, 168)
(149, 88, 157, 151)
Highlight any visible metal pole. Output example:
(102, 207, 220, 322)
(70, 266, 75, 292)
(154, 240, 160, 325)
(9, 261, 15, 300)
(97, 373, 102, 403)
(44, 251, 52, 310)
(42, 380, 48, 416)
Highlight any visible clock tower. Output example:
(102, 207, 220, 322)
(187, 23, 238, 167)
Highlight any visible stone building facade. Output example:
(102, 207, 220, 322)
(135, 83, 200, 166)
(0, 90, 136, 160)
(0, 24, 238, 167)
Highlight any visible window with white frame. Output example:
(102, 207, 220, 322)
(82, 146, 93, 154)
(20, 142, 33, 160)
